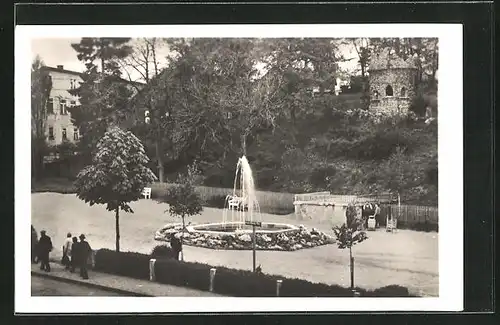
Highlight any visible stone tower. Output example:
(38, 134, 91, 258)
(368, 48, 419, 114)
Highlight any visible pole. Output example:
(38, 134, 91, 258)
(350, 247, 354, 290)
(252, 225, 256, 272)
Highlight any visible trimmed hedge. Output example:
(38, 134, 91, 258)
(94, 249, 416, 297)
(94, 249, 151, 280)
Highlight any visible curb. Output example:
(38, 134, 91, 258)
(31, 271, 154, 297)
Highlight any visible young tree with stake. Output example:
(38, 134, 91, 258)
(332, 203, 368, 292)
(74, 127, 157, 252)
(162, 163, 203, 261)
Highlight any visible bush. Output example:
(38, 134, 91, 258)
(150, 245, 175, 260)
(213, 266, 278, 297)
(94, 249, 150, 280)
(365, 285, 413, 297)
(31, 177, 76, 193)
(280, 277, 355, 297)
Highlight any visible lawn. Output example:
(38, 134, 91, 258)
(31, 193, 438, 297)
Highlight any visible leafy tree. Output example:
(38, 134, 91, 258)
(162, 162, 203, 261)
(74, 127, 157, 252)
(31, 56, 53, 180)
(332, 204, 368, 290)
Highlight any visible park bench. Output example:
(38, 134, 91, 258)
(142, 187, 152, 199)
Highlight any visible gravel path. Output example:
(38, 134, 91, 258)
(31, 193, 439, 297)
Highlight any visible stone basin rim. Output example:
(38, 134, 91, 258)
(186, 221, 299, 235)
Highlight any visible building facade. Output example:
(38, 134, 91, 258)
(368, 49, 419, 114)
(42, 65, 83, 147)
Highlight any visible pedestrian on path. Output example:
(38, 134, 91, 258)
(171, 233, 182, 261)
(37, 230, 53, 272)
(78, 234, 92, 280)
(62, 233, 72, 270)
(70, 236, 79, 273)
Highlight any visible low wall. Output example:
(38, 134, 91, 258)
(293, 201, 347, 226)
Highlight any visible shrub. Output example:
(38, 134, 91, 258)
(94, 249, 150, 280)
(280, 277, 355, 297)
(150, 245, 175, 260)
(366, 285, 412, 297)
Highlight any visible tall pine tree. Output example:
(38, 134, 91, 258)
(68, 38, 134, 161)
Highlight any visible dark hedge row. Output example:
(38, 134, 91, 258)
(93, 249, 415, 297)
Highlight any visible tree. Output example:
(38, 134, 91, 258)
(71, 38, 133, 76)
(68, 38, 136, 161)
(119, 38, 169, 182)
(31, 56, 53, 180)
(74, 127, 157, 252)
(162, 162, 203, 261)
(332, 204, 368, 291)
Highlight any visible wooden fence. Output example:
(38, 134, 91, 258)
(389, 204, 439, 225)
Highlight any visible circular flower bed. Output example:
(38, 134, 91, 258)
(154, 222, 336, 251)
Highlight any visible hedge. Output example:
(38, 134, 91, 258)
(93, 249, 416, 297)
(94, 249, 151, 280)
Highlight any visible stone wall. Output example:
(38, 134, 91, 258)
(369, 68, 417, 113)
(294, 202, 347, 226)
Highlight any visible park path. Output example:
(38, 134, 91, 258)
(31, 262, 223, 297)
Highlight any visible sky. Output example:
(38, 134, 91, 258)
(31, 38, 359, 82)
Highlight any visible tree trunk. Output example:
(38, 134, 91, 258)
(156, 123, 165, 183)
(115, 207, 120, 252)
(180, 215, 185, 261)
(349, 246, 354, 289)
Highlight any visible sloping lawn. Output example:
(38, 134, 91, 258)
(31, 193, 438, 297)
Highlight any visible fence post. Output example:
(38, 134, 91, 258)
(276, 279, 283, 297)
(209, 268, 217, 292)
(149, 259, 156, 281)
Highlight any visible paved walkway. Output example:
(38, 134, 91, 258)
(32, 262, 223, 297)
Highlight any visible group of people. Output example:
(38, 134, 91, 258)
(31, 226, 93, 280)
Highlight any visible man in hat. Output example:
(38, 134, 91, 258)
(37, 230, 53, 272)
(78, 234, 92, 279)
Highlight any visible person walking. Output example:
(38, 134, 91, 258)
(170, 233, 182, 260)
(62, 233, 72, 270)
(78, 234, 92, 279)
(37, 230, 53, 272)
(69, 236, 79, 273)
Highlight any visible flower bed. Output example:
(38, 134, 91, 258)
(154, 223, 336, 251)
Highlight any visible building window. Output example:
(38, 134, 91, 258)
(400, 87, 407, 97)
(47, 98, 54, 114)
(73, 128, 79, 141)
(62, 128, 67, 141)
(48, 127, 54, 140)
(60, 99, 67, 115)
(385, 85, 394, 96)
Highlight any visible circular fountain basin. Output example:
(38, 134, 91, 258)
(186, 222, 299, 235)
(155, 221, 335, 251)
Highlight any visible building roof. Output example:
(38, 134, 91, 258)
(41, 66, 146, 88)
(368, 48, 418, 71)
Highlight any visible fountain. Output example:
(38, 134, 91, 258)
(154, 156, 336, 251)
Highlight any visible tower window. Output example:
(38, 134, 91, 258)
(73, 128, 79, 141)
(48, 127, 54, 140)
(62, 128, 67, 140)
(373, 90, 379, 99)
(385, 85, 394, 96)
(400, 87, 407, 97)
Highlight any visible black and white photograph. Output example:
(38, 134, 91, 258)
(16, 24, 463, 313)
